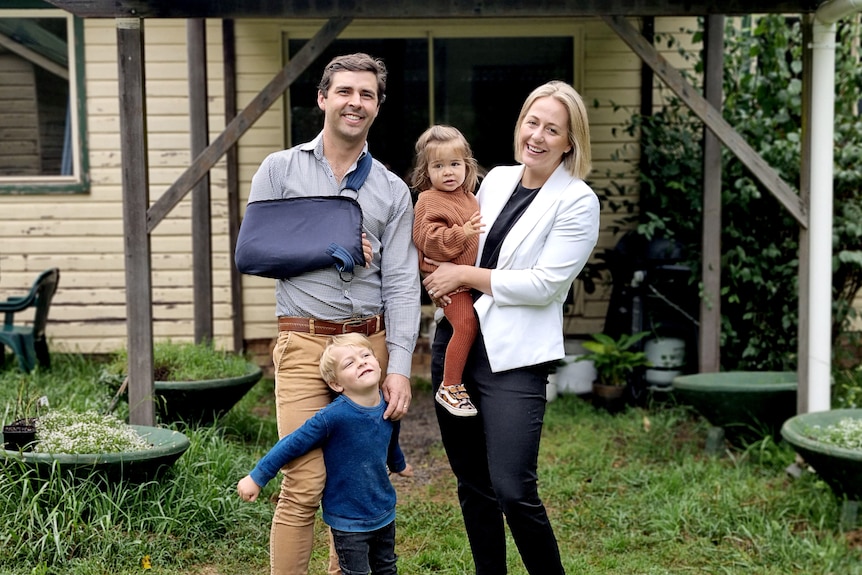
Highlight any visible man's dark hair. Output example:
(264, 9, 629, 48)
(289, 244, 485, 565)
(318, 53, 388, 104)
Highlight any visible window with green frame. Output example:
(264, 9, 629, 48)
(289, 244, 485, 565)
(0, 1, 88, 194)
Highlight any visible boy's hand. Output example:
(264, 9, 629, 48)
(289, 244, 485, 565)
(392, 463, 414, 478)
(462, 211, 485, 238)
(237, 475, 262, 502)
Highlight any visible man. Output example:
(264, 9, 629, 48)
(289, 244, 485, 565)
(246, 53, 420, 575)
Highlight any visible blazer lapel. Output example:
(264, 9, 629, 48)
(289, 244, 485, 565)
(496, 164, 575, 269)
(475, 165, 523, 265)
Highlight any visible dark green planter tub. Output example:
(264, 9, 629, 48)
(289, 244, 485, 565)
(781, 409, 862, 501)
(155, 361, 263, 425)
(1, 425, 190, 483)
(672, 371, 797, 445)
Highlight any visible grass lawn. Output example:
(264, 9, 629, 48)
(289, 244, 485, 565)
(1, 352, 861, 574)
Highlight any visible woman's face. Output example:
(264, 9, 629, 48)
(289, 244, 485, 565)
(517, 96, 572, 185)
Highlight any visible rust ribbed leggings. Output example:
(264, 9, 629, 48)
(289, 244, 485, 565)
(442, 289, 479, 387)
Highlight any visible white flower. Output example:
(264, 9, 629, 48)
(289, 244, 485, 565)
(34, 409, 151, 454)
(810, 418, 862, 450)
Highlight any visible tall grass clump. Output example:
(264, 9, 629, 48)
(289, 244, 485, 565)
(103, 340, 251, 382)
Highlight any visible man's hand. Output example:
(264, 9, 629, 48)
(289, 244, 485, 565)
(362, 233, 373, 267)
(381, 373, 412, 421)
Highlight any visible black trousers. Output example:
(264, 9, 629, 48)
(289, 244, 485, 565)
(432, 319, 565, 575)
(331, 521, 397, 575)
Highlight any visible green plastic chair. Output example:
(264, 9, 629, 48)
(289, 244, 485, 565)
(0, 268, 60, 373)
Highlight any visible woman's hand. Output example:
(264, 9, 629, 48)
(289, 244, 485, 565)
(424, 258, 492, 304)
(423, 259, 458, 307)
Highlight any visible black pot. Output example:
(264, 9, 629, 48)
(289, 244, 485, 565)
(591, 383, 627, 414)
(3, 418, 37, 452)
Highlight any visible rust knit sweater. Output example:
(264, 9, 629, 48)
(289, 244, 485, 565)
(413, 187, 480, 275)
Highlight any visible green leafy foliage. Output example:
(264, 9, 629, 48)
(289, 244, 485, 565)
(578, 331, 651, 386)
(607, 15, 862, 370)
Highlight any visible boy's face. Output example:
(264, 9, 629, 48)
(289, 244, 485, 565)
(327, 345, 382, 395)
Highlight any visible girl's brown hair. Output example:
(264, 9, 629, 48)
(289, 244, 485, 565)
(411, 125, 479, 194)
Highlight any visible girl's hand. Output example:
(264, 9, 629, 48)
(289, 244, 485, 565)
(463, 211, 485, 238)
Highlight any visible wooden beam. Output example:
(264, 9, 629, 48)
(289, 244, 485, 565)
(146, 16, 353, 232)
(116, 17, 155, 426)
(45, 0, 821, 19)
(797, 15, 813, 413)
(223, 19, 244, 354)
(0, 31, 69, 80)
(603, 14, 808, 228)
(187, 18, 213, 344)
(699, 14, 722, 373)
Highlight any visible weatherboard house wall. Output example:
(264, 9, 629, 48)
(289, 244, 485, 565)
(0, 14, 698, 355)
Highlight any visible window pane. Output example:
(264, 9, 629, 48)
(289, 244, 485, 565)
(433, 37, 573, 172)
(0, 16, 71, 177)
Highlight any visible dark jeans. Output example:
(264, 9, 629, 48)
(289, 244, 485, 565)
(331, 521, 397, 575)
(432, 319, 565, 575)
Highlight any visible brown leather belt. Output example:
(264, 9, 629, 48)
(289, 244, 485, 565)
(277, 315, 384, 337)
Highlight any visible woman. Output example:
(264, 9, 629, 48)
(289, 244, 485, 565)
(422, 80, 600, 574)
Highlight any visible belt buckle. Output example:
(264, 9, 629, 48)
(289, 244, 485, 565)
(341, 318, 367, 334)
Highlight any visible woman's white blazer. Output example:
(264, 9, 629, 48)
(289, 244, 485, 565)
(473, 163, 600, 372)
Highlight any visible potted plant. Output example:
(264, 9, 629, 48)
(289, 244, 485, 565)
(781, 409, 862, 528)
(104, 340, 263, 425)
(576, 331, 651, 412)
(3, 406, 191, 483)
(1, 381, 48, 451)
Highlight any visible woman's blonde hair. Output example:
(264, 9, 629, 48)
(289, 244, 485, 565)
(318, 333, 376, 385)
(411, 125, 479, 194)
(513, 81, 592, 179)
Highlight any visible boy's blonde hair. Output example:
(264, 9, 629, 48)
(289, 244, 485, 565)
(411, 124, 479, 194)
(318, 333, 376, 385)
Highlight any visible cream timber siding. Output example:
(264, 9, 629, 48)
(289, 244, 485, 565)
(0, 18, 233, 354)
(0, 15, 699, 355)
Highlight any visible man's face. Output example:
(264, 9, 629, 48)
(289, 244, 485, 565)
(317, 70, 381, 145)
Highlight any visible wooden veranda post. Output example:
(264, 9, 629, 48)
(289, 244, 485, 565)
(117, 17, 155, 426)
(699, 15, 723, 373)
(188, 18, 214, 344)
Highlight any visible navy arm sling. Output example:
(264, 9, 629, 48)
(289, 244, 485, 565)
(235, 152, 372, 280)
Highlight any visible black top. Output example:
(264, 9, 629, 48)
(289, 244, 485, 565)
(479, 181, 542, 270)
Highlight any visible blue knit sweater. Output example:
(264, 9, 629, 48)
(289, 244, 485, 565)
(248, 392, 406, 532)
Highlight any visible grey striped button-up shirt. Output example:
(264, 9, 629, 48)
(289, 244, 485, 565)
(247, 132, 421, 378)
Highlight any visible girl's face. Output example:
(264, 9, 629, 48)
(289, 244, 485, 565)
(517, 96, 572, 184)
(427, 144, 467, 192)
